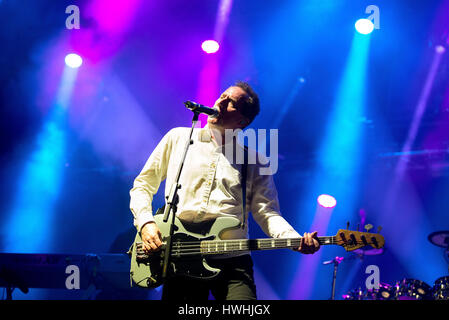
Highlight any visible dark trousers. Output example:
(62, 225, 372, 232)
(161, 254, 257, 301)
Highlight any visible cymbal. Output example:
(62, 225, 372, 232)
(428, 231, 449, 248)
(352, 247, 384, 256)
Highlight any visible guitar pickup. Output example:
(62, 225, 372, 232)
(136, 254, 150, 263)
(135, 242, 167, 262)
(135, 242, 150, 262)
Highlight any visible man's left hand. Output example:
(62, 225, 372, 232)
(297, 231, 320, 254)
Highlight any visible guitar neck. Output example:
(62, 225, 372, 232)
(200, 236, 336, 255)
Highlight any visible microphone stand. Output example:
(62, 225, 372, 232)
(324, 253, 364, 300)
(161, 110, 200, 280)
(323, 256, 345, 300)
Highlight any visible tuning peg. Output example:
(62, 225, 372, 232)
(346, 221, 350, 229)
(357, 223, 360, 232)
(377, 226, 382, 233)
(364, 224, 373, 232)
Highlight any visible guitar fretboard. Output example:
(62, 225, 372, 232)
(171, 236, 337, 256)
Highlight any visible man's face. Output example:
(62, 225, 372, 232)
(208, 86, 250, 130)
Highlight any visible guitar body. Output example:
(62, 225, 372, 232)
(129, 213, 241, 288)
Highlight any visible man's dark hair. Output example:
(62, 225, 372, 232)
(234, 81, 260, 125)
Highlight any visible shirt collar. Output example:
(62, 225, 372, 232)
(199, 124, 246, 155)
(199, 125, 213, 143)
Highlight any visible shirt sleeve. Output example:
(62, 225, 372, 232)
(249, 156, 301, 239)
(129, 129, 174, 232)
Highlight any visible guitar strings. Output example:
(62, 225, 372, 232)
(166, 237, 379, 256)
(167, 236, 337, 248)
(167, 240, 375, 255)
(166, 237, 376, 245)
(169, 239, 376, 249)
(136, 238, 382, 260)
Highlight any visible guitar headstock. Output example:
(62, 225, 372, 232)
(335, 229, 385, 252)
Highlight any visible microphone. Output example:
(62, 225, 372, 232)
(184, 101, 219, 118)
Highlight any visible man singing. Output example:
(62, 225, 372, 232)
(130, 81, 320, 300)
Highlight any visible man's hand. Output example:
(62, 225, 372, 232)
(141, 222, 163, 253)
(298, 231, 320, 254)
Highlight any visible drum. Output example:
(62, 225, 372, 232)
(395, 279, 432, 300)
(432, 276, 449, 300)
(343, 283, 394, 300)
(342, 287, 364, 300)
(363, 283, 395, 300)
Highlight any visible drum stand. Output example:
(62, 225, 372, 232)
(444, 248, 448, 274)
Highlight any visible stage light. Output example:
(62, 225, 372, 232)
(201, 40, 220, 54)
(317, 194, 337, 208)
(435, 45, 446, 54)
(355, 19, 374, 35)
(3, 65, 78, 254)
(65, 53, 83, 68)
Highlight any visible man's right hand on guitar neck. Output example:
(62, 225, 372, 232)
(141, 222, 163, 253)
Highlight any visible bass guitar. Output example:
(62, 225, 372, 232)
(129, 211, 385, 288)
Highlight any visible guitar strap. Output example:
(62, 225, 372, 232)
(241, 146, 248, 230)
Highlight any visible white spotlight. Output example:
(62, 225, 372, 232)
(435, 45, 446, 54)
(65, 53, 83, 68)
(355, 19, 374, 35)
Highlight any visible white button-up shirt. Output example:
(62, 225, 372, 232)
(130, 126, 300, 240)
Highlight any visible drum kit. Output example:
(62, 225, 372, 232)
(339, 230, 449, 300)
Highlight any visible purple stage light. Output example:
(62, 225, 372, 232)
(317, 194, 337, 208)
(201, 40, 220, 54)
(65, 53, 83, 68)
